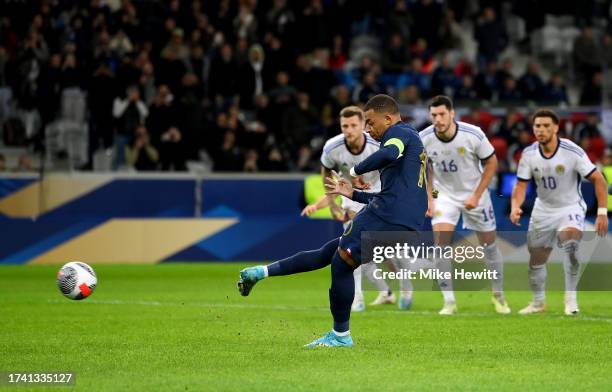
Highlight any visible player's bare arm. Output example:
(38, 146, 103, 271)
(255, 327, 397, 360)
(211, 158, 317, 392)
(464, 154, 498, 210)
(510, 180, 528, 225)
(426, 159, 435, 217)
(321, 165, 346, 220)
(587, 170, 609, 236)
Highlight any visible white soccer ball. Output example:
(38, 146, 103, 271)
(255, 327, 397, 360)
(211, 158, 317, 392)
(57, 262, 97, 300)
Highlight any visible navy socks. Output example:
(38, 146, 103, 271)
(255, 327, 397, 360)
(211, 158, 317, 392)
(330, 251, 355, 333)
(267, 237, 339, 276)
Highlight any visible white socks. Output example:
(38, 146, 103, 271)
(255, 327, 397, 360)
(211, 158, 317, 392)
(529, 264, 547, 303)
(562, 240, 580, 301)
(362, 262, 391, 292)
(435, 256, 455, 303)
(353, 266, 363, 297)
(483, 242, 504, 294)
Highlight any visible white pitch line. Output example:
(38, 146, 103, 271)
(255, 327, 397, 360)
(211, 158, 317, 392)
(45, 299, 612, 323)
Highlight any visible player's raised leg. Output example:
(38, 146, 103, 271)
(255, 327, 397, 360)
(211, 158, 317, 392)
(238, 237, 339, 296)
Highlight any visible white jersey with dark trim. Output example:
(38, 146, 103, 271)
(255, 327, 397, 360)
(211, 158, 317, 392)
(516, 138, 596, 209)
(320, 133, 381, 212)
(420, 121, 495, 204)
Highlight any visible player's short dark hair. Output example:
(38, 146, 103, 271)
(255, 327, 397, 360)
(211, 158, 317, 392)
(428, 95, 454, 111)
(532, 108, 559, 125)
(363, 94, 399, 115)
(339, 106, 363, 121)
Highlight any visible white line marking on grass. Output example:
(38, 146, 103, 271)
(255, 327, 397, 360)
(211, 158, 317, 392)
(45, 299, 612, 323)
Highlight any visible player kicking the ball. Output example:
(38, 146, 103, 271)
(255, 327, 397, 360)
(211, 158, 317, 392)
(301, 106, 408, 311)
(511, 109, 608, 315)
(238, 95, 428, 347)
(421, 96, 510, 315)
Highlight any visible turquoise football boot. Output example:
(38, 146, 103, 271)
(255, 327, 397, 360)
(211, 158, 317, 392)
(237, 266, 266, 296)
(398, 295, 413, 310)
(304, 331, 353, 348)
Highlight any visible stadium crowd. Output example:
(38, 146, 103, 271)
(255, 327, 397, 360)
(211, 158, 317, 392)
(0, 0, 611, 172)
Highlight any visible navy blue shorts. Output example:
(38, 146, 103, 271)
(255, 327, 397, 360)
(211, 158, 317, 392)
(339, 209, 415, 265)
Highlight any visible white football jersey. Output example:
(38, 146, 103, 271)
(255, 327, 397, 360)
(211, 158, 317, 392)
(320, 133, 381, 212)
(420, 121, 495, 204)
(516, 138, 596, 210)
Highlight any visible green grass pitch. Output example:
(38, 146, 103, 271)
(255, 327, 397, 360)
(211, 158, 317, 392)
(1, 263, 611, 391)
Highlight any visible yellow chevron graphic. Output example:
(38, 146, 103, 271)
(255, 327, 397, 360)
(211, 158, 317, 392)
(0, 177, 110, 218)
(28, 218, 237, 264)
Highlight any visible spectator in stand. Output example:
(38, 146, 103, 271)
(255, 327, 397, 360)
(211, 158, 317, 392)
(474, 60, 500, 101)
(580, 71, 603, 106)
(573, 26, 601, 81)
(454, 74, 477, 102)
(396, 58, 429, 97)
(382, 33, 410, 76)
(574, 113, 602, 141)
(214, 130, 243, 171)
(0, 154, 5, 171)
(353, 71, 382, 104)
(125, 124, 159, 171)
(517, 60, 544, 102)
(494, 108, 529, 146)
(498, 76, 522, 104)
(321, 85, 353, 138)
(600, 33, 612, 67)
(37, 53, 62, 129)
(328, 35, 346, 71)
(388, 0, 412, 40)
(411, 0, 444, 51)
(508, 128, 534, 171)
(281, 92, 319, 153)
(112, 85, 148, 167)
(496, 58, 514, 83)
(430, 55, 456, 97)
(208, 43, 237, 104)
(542, 73, 568, 105)
(438, 9, 464, 51)
(474, 7, 507, 68)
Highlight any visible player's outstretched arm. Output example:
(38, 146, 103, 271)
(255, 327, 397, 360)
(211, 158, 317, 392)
(464, 155, 498, 210)
(587, 170, 609, 236)
(301, 195, 329, 216)
(510, 180, 528, 225)
(351, 139, 403, 176)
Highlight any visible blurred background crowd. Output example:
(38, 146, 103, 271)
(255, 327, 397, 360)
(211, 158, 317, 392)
(0, 0, 612, 173)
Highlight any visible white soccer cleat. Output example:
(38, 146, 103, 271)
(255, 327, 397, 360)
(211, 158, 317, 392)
(492, 293, 511, 314)
(370, 291, 396, 306)
(438, 301, 457, 315)
(564, 298, 580, 316)
(352, 294, 366, 312)
(518, 301, 547, 315)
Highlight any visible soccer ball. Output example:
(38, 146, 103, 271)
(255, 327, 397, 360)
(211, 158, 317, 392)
(57, 262, 97, 300)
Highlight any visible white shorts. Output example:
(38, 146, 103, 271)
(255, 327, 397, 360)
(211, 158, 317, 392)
(431, 194, 497, 232)
(527, 202, 586, 248)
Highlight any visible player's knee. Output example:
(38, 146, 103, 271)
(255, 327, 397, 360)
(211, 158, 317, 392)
(322, 237, 341, 257)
